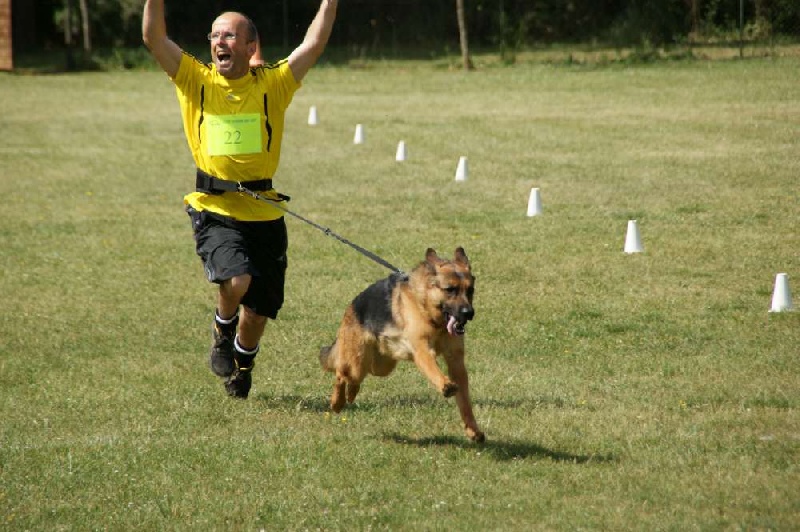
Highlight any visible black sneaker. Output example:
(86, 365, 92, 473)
(209, 316, 238, 377)
(225, 353, 256, 399)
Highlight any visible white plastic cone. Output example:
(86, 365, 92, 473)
(395, 141, 407, 161)
(624, 220, 643, 253)
(353, 124, 364, 144)
(307, 106, 318, 126)
(769, 273, 794, 312)
(455, 156, 468, 182)
(527, 187, 543, 217)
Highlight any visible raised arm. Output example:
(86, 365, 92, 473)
(142, 0, 183, 78)
(288, 0, 338, 82)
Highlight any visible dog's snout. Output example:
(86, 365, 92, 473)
(460, 306, 475, 321)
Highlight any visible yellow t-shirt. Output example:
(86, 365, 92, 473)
(172, 52, 300, 221)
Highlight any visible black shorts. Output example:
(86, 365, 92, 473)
(187, 206, 288, 319)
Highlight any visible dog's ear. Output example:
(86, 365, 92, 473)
(454, 247, 470, 266)
(425, 248, 441, 264)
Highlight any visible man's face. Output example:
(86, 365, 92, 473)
(209, 13, 255, 79)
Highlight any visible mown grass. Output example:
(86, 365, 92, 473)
(0, 56, 798, 530)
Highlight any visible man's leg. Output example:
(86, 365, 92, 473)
(220, 275, 271, 399)
(238, 305, 268, 349)
(218, 274, 251, 319)
(209, 274, 251, 378)
(215, 216, 287, 399)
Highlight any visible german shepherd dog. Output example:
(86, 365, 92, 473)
(319, 247, 484, 442)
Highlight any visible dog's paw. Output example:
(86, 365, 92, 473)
(467, 429, 486, 443)
(442, 381, 459, 398)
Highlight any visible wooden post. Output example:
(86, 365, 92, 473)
(0, 0, 12, 71)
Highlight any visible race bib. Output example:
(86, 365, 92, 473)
(206, 113, 262, 156)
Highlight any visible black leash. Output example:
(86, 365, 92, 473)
(236, 184, 404, 274)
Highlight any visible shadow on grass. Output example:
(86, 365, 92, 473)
(252, 392, 451, 413)
(252, 391, 447, 412)
(251, 394, 617, 464)
(362, 394, 582, 411)
(252, 391, 587, 414)
(383, 433, 616, 464)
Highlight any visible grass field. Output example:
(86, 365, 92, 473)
(1, 55, 799, 530)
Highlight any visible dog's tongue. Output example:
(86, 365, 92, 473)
(447, 315, 457, 336)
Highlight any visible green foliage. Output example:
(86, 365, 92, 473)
(0, 57, 799, 530)
(605, 1, 689, 46)
(26, 0, 800, 55)
(52, 0, 144, 47)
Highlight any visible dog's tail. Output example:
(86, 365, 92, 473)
(319, 342, 337, 372)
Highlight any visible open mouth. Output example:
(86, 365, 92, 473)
(216, 51, 232, 68)
(444, 312, 467, 336)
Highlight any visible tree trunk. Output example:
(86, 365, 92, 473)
(455, 0, 473, 71)
(63, 0, 75, 69)
(63, 0, 72, 46)
(78, 0, 90, 52)
(686, 0, 698, 35)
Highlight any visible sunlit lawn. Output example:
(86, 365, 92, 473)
(0, 55, 798, 530)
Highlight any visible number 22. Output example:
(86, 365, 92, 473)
(224, 130, 242, 144)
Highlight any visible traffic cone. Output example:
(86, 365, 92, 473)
(455, 156, 468, 182)
(307, 106, 318, 126)
(769, 273, 794, 312)
(624, 220, 643, 254)
(526, 188, 543, 217)
(353, 124, 364, 144)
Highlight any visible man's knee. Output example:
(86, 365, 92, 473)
(222, 274, 252, 300)
(241, 305, 268, 327)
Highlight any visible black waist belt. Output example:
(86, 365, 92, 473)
(195, 168, 273, 195)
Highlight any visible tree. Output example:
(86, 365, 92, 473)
(62, 0, 75, 69)
(455, 0, 473, 70)
(685, 0, 699, 36)
(78, 0, 91, 52)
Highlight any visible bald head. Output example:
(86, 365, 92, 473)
(209, 11, 258, 79)
(214, 12, 258, 42)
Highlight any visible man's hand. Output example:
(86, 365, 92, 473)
(288, 0, 338, 82)
(142, 0, 183, 78)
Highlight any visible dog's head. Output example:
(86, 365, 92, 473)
(423, 247, 475, 336)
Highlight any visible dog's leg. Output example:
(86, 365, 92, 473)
(411, 340, 458, 398)
(346, 382, 360, 404)
(329, 308, 372, 411)
(445, 350, 485, 443)
(345, 341, 378, 404)
(331, 358, 364, 412)
(321, 340, 350, 412)
(331, 375, 347, 413)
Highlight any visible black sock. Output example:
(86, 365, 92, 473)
(214, 310, 239, 336)
(234, 335, 260, 357)
(215, 309, 239, 324)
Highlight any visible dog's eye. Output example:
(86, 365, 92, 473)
(444, 286, 458, 294)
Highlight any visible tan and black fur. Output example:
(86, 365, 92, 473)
(319, 247, 484, 442)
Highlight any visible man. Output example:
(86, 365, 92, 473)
(142, 0, 338, 398)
